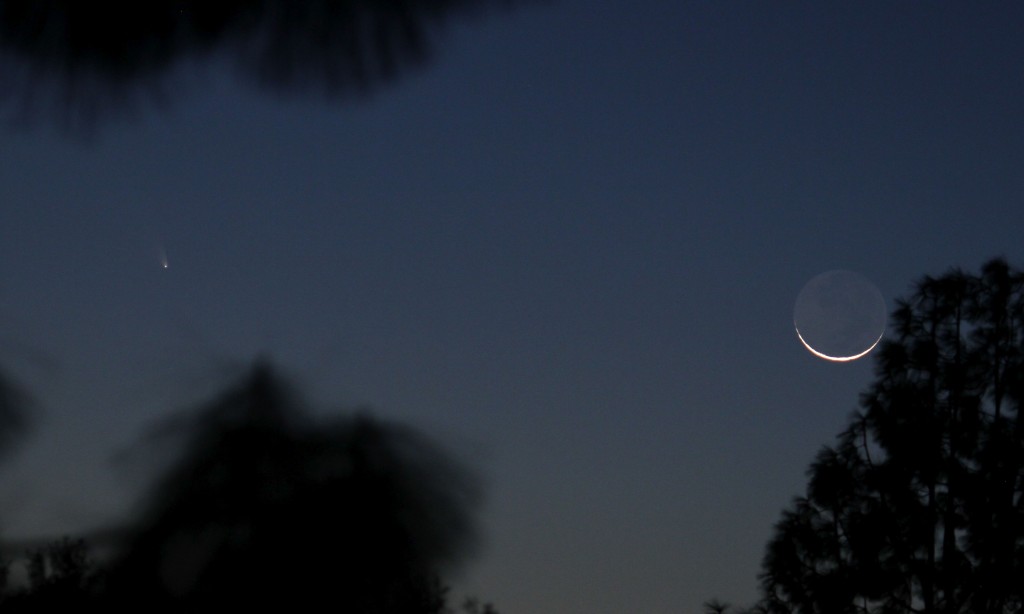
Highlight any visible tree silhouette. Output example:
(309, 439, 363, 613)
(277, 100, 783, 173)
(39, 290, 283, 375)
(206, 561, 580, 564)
(757, 258, 1024, 614)
(102, 360, 481, 612)
(704, 598, 732, 614)
(0, 366, 29, 459)
(0, 537, 99, 612)
(0, 0, 524, 131)
(0, 359, 502, 611)
(459, 596, 503, 614)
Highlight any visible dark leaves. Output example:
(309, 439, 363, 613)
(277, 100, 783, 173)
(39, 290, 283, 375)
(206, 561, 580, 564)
(0, 0, 523, 131)
(104, 361, 480, 612)
(757, 258, 1024, 614)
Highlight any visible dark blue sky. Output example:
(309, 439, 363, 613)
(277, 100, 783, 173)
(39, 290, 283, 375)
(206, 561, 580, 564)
(2, 2, 1024, 611)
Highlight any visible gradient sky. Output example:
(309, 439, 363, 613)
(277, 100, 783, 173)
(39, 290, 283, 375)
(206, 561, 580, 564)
(3, 2, 1024, 612)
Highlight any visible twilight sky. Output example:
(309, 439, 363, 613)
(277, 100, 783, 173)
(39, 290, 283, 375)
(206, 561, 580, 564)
(2, 2, 1024, 612)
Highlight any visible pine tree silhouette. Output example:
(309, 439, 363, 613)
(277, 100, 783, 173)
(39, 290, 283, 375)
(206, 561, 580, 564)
(758, 258, 1024, 614)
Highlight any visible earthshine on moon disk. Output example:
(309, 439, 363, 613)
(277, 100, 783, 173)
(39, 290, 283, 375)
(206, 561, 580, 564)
(793, 270, 887, 362)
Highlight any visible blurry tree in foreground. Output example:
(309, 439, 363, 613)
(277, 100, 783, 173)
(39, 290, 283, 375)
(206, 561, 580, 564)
(0, 367, 29, 459)
(755, 258, 1024, 614)
(0, 536, 499, 613)
(703, 598, 732, 614)
(0, 537, 98, 612)
(460, 596, 501, 614)
(101, 360, 482, 612)
(0, 0, 525, 131)
(703, 598, 767, 614)
(0, 359, 499, 611)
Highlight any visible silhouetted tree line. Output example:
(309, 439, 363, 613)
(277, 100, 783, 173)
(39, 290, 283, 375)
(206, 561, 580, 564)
(0, 538, 498, 614)
(708, 258, 1024, 614)
(0, 537, 100, 612)
(0, 0, 527, 131)
(0, 362, 501, 613)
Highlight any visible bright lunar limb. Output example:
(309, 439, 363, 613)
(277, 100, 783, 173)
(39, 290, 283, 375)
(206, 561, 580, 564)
(793, 270, 887, 362)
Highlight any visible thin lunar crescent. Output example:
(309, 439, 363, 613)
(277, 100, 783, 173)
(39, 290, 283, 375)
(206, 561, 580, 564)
(793, 270, 887, 362)
(794, 325, 883, 362)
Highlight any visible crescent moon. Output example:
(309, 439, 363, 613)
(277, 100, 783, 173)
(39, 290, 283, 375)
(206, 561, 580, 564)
(794, 323, 883, 362)
(793, 270, 887, 362)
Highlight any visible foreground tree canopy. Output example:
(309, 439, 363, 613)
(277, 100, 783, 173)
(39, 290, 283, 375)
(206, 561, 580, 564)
(759, 258, 1024, 614)
(106, 362, 481, 612)
(0, 0, 522, 129)
(0, 368, 29, 459)
(1, 361, 489, 613)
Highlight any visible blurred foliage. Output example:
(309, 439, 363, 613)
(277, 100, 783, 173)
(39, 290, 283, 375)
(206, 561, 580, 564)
(0, 367, 29, 460)
(0, 0, 525, 131)
(0, 360, 499, 612)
